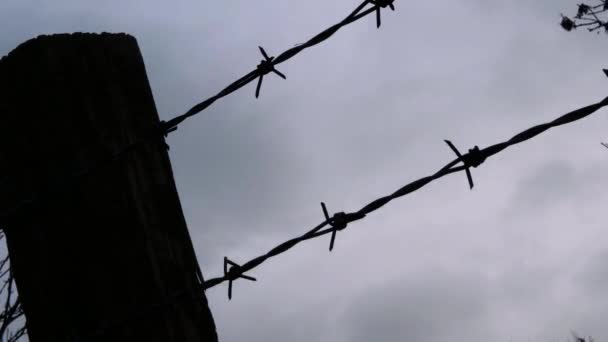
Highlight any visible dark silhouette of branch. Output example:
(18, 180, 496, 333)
(559, 2, 608, 149)
(0, 233, 26, 342)
(560, 1, 608, 33)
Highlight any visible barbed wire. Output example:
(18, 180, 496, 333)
(0, 0, 396, 225)
(2, 0, 607, 340)
(560, 1, 608, 33)
(159, 0, 396, 135)
(202, 95, 608, 298)
(0, 1, 398, 340)
(0, 0, 398, 228)
(74, 92, 608, 341)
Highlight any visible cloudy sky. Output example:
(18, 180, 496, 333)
(2, 0, 608, 341)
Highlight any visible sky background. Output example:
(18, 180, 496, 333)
(2, 0, 608, 341)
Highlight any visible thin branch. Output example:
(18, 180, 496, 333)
(0, 235, 26, 341)
(560, 1, 608, 33)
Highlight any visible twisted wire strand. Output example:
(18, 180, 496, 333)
(2, 0, 607, 338)
(160, 0, 387, 133)
(84, 95, 608, 339)
(0, 0, 393, 223)
(0, 2, 397, 339)
(202, 95, 608, 292)
(70, 81, 608, 342)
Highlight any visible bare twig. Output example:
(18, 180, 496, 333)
(0, 234, 26, 342)
(560, 1, 608, 33)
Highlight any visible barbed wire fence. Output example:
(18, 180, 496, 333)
(81, 93, 608, 341)
(1, 0, 607, 340)
(0, 0, 397, 340)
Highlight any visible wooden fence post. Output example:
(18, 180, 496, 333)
(0, 32, 218, 341)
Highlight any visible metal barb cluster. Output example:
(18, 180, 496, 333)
(444, 140, 486, 189)
(224, 257, 256, 300)
(255, 46, 287, 98)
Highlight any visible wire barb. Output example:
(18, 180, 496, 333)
(320, 202, 366, 251)
(224, 256, 257, 300)
(560, 1, 608, 33)
(255, 46, 287, 98)
(370, 0, 396, 28)
(444, 140, 486, 189)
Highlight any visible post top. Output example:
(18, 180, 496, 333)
(0, 32, 135, 65)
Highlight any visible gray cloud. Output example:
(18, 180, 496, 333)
(504, 159, 608, 219)
(574, 248, 608, 300)
(340, 270, 492, 342)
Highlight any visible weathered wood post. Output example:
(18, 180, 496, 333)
(0, 33, 217, 341)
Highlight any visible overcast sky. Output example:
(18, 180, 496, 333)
(2, 0, 608, 341)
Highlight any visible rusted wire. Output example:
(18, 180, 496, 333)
(202, 95, 608, 295)
(159, 0, 395, 134)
